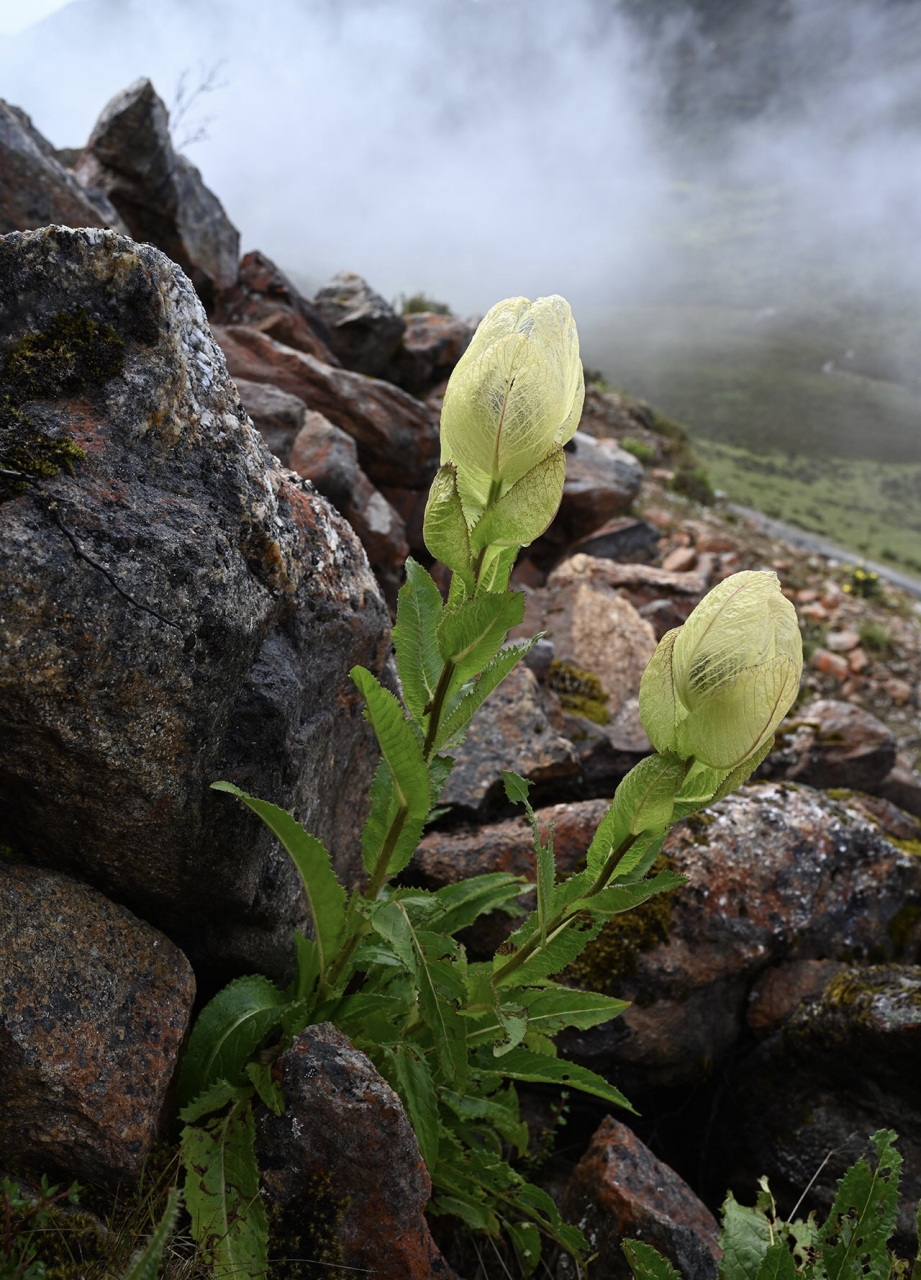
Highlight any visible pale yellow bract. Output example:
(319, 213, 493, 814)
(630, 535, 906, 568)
(439, 295, 584, 522)
(639, 570, 803, 771)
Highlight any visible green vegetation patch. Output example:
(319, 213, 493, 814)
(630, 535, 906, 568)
(398, 291, 453, 316)
(548, 659, 610, 724)
(564, 857, 674, 996)
(0, 308, 125, 501)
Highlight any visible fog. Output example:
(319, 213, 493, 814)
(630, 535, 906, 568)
(2, 0, 921, 344)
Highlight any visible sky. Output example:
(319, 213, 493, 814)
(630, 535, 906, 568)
(2, 0, 921, 327)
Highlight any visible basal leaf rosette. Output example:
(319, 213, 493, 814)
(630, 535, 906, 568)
(639, 570, 803, 775)
(425, 295, 584, 579)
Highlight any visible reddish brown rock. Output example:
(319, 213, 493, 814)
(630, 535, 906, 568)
(386, 311, 474, 394)
(73, 79, 239, 307)
(255, 1023, 450, 1280)
(561, 1117, 720, 1280)
(762, 699, 897, 791)
(559, 783, 921, 1089)
(313, 270, 406, 377)
(211, 250, 337, 365)
(438, 664, 579, 816)
(233, 377, 306, 465)
(662, 546, 698, 573)
(746, 959, 847, 1037)
(212, 323, 439, 489)
(0, 861, 195, 1181)
(811, 647, 850, 680)
(510, 563, 657, 724)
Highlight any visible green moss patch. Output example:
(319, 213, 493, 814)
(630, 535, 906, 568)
(548, 659, 610, 725)
(563, 856, 674, 996)
(0, 309, 125, 501)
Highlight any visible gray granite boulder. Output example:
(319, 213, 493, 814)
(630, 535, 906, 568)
(74, 79, 239, 306)
(313, 269, 406, 377)
(0, 225, 391, 984)
(0, 98, 127, 236)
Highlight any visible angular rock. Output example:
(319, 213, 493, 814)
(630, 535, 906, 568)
(578, 383, 664, 454)
(762, 699, 897, 791)
(560, 1117, 721, 1280)
(876, 754, 921, 820)
(213, 323, 439, 489)
(288, 410, 408, 607)
(510, 565, 658, 725)
(233, 377, 306, 466)
(211, 250, 337, 364)
(385, 311, 473, 394)
(0, 99, 127, 236)
(558, 783, 921, 1091)
(255, 1023, 450, 1280)
(413, 799, 608, 954)
(568, 516, 662, 565)
(313, 269, 406, 376)
(530, 433, 644, 569)
(73, 79, 240, 306)
(548, 552, 714, 615)
(0, 861, 195, 1181)
(713, 965, 921, 1254)
(0, 227, 390, 983)
(438, 664, 579, 816)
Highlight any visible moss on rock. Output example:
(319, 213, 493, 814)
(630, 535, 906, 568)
(548, 659, 610, 725)
(0, 308, 124, 501)
(564, 856, 674, 997)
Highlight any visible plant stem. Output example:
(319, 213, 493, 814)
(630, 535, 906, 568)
(423, 659, 456, 758)
(491, 833, 639, 985)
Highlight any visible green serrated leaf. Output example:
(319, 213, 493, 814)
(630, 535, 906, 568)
(436, 639, 536, 751)
(720, 1191, 773, 1280)
(181, 1096, 268, 1280)
(244, 1061, 284, 1115)
(350, 667, 430, 818)
(755, 1243, 798, 1280)
(423, 463, 475, 591)
(428, 753, 455, 811)
(818, 1128, 902, 1280)
(623, 1238, 685, 1280)
(292, 932, 319, 1005)
(490, 1046, 635, 1111)
(436, 592, 526, 688)
(506, 1219, 542, 1276)
(477, 544, 519, 595)
(432, 873, 524, 937)
(493, 913, 603, 987)
(122, 1185, 183, 1280)
(179, 1081, 252, 1126)
(577, 868, 687, 918)
(492, 996, 528, 1057)
(212, 783, 346, 986)
(393, 558, 445, 724)
(380, 1045, 440, 1172)
(177, 975, 289, 1107)
(503, 769, 533, 806)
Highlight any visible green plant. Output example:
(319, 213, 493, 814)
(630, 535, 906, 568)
(843, 565, 882, 598)
(624, 1129, 921, 1280)
(178, 296, 803, 1278)
(399, 291, 453, 316)
(858, 619, 893, 653)
(1, 1176, 82, 1280)
(622, 436, 658, 465)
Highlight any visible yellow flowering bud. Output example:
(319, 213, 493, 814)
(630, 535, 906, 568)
(639, 571, 803, 771)
(439, 295, 584, 523)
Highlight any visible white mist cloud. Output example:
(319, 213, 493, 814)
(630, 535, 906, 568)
(1, 0, 920, 329)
